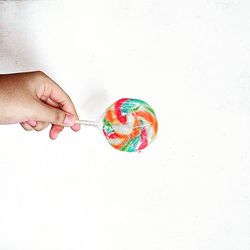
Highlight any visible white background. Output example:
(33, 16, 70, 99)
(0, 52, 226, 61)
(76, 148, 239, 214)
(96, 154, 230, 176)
(0, 0, 250, 249)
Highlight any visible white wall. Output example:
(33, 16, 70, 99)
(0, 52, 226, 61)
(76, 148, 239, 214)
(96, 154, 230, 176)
(0, 0, 250, 249)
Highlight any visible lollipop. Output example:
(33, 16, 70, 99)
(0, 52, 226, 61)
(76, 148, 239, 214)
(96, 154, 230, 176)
(76, 98, 158, 152)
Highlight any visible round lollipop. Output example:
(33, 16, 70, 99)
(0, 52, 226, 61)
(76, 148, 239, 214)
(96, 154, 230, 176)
(75, 98, 158, 152)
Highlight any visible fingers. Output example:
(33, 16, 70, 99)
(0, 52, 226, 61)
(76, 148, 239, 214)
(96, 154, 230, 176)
(40, 95, 61, 109)
(27, 120, 37, 126)
(32, 121, 49, 131)
(21, 121, 65, 140)
(20, 122, 33, 131)
(49, 89, 81, 132)
(49, 124, 64, 140)
(27, 71, 81, 138)
(21, 100, 78, 139)
(32, 101, 77, 127)
(38, 74, 81, 132)
(20, 121, 49, 132)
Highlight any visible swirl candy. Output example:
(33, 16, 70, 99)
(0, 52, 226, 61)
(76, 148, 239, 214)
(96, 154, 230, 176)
(102, 98, 158, 152)
(76, 98, 158, 152)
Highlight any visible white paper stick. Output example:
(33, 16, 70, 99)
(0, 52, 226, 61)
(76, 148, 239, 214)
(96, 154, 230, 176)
(75, 120, 98, 127)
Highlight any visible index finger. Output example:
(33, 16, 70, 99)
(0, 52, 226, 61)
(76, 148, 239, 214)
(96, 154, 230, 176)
(41, 74, 81, 132)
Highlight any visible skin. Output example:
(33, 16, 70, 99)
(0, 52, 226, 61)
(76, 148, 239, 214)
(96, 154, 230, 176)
(0, 71, 81, 139)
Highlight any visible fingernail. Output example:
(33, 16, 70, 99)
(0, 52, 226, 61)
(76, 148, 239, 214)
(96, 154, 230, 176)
(64, 114, 75, 126)
(27, 120, 37, 127)
(52, 134, 58, 140)
(71, 123, 81, 131)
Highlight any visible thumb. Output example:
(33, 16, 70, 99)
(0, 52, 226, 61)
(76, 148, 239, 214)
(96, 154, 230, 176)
(33, 102, 76, 126)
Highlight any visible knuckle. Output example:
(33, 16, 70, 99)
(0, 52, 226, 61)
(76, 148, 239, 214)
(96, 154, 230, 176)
(34, 125, 43, 132)
(34, 71, 45, 77)
(20, 123, 33, 131)
(54, 110, 64, 124)
(32, 71, 46, 82)
(25, 127, 33, 131)
(26, 71, 47, 90)
(34, 122, 49, 131)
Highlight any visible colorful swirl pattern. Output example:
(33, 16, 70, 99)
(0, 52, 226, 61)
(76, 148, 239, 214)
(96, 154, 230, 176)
(102, 98, 158, 152)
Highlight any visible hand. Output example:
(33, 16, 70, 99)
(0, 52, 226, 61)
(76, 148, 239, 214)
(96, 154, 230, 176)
(0, 71, 81, 139)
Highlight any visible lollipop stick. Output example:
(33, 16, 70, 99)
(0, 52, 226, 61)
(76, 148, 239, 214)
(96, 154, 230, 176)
(75, 120, 98, 127)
